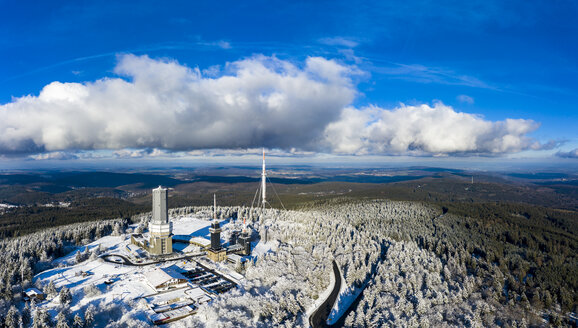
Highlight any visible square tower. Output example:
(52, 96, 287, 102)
(148, 186, 172, 255)
(152, 187, 168, 224)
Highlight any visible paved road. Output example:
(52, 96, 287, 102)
(101, 254, 144, 266)
(100, 253, 204, 266)
(309, 260, 341, 328)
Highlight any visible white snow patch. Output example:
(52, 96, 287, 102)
(306, 262, 336, 319)
(171, 216, 212, 237)
(0, 203, 17, 208)
(251, 239, 279, 257)
(30, 227, 243, 327)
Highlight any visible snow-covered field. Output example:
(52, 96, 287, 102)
(0, 203, 17, 208)
(29, 214, 252, 327)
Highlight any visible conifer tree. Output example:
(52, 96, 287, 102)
(45, 280, 57, 299)
(72, 313, 84, 328)
(84, 305, 95, 327)
(56, 310, 70, 328)
(5, 306, 20, 328)
(59, 286, 72, 305)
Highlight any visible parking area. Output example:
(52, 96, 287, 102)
(181, 263, 237, 294)
(143, 260, 238, 325)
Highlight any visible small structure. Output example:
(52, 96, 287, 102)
(238, 231, 252, 256)
(172, 235, 211, 249)
(227, 243, 243, 254)
(229, 229, 241, 245)
(190, 237, 211, 249)
(149, 306, 197, 325)
(226, 253, 248, 266)
(145, 265, 188, 291)
(23, 288, 45, 301)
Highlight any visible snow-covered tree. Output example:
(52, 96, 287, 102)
(5, 306, 20, 328)
(59, 286, 72, 305)
(21, 303, 31, 327)
(84, 305, 95, 327)
(72, 313, 84, 328)
(83, 284, 101, 297)
(45, 280, 57, 299)
(32, 308, 52, 328)
(55, 310, 70, 328)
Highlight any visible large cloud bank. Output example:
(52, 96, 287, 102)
(1, 54, 355, 154)
(0, 54, 546, 157)
(324, 104, 543, 155)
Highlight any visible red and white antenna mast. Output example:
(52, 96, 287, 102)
(261, 148, 267, 210)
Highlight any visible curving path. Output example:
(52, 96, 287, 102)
(100, 253, 204, 266)
(100, 254, 147, 266)
(309, 260, 341, 328)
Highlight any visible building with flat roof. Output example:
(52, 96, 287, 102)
(144, 265, 188, 291)
(23, 288, 45, 301)
(173, 235, 212, 249)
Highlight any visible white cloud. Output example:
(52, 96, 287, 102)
(0, 54, 355, 155)
(216, 40, 232, 49)
(0, 54, 548, 158)
(457, 94, 474, 104)
(322, 103, 545, 155)
(28, 151, 79, 160)
(202, 65, 221, 77)
(185, 148, 316, 158)
(113, 148, 168, 159)
(319, 37, 359, 48)
(375, 63, 496, 90)
(198, 40, 232, 49)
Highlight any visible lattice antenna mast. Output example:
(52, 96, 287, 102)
(261, 148, 267, 210)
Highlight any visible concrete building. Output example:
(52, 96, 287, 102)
(226, 253, 248, 266)
(172, 235, 211, 249)
(148, 186, 173, 255)
(144, 265, 188, 291)
(238, 231, 252, 256)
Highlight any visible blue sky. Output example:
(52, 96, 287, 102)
(0, 0, 577, 167)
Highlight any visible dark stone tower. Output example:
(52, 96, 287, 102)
(207, 194, 227, 262)
(209, 220, 222, 250)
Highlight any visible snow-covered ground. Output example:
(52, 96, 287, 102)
(0, 203, 17, 208)
(29, 213, 257, 327)
(250, 239, 278, 257)
(34, 248, 156, 326)
(171, 215, 212, 237)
